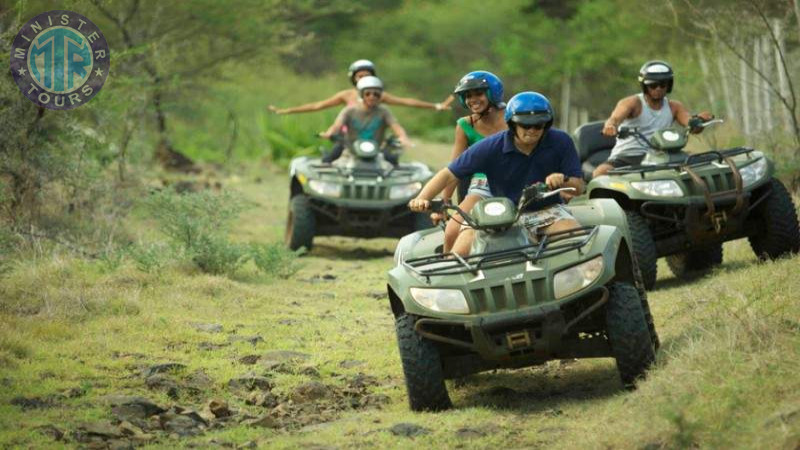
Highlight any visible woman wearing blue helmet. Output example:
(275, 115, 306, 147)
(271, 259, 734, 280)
(411, 91, 584, 257)
(438, 70, 507, 253)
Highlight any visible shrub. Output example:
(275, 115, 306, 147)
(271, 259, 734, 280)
(144, 188, 248, 275)
(191, 235, 249, 276)
(250, 242, 303, 278)
(126, 241, 176, 274)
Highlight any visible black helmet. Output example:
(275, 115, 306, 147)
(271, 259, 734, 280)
(347, 59, 376, 86)
(638, 60, 673, 93)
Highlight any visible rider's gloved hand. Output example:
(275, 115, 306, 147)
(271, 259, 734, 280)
(408, 197, 430, 212)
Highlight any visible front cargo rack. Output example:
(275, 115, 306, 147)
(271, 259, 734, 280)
(402, 226, 598, 279)
(608, 147, 757, 177)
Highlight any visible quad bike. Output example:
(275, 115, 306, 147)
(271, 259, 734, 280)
(387, 183, 658, 411)
(286, 136, 433, 251)
(576, 118, 800, 289)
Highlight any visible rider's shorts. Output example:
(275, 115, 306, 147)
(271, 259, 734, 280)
(467, 173, 492, 198)
(520, 204, 576, 239)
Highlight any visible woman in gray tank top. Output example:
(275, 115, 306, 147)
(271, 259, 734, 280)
(593, 60, 714, 178)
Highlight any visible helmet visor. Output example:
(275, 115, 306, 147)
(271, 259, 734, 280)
(511, 111, 552, 126)
(454, 78, 489, 94)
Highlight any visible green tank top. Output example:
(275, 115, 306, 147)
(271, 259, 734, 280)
(456, 117, 487, 181)
(457, 117, 485, 146)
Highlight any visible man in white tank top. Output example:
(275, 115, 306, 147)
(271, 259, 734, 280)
(592, 60, 714, 178)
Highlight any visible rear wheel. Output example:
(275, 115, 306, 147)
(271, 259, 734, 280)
(748, 178, 800, 260)
(285, 195, 315, 251)
(395, 314, 452, 411)
(606, 282, 656, 389)
(626, 211, 657, 290)
(666, 244, 723, 279)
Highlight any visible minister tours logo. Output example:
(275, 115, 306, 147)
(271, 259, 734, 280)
(10, 10, 110, 110)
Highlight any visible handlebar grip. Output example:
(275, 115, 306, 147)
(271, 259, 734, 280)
(429, 199, 445, 212)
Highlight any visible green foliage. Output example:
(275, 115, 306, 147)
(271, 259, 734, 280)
(191, 235, 250, 276)
(250, 242, 303, 279)
(142, 188, 299, 277)
(126, 241, 175, 274)
(143, 189, 248, 275)
(144, 189, 245, 250)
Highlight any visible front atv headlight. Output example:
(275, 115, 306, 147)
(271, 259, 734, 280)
(308, 180, 341, 197)
(739, 158, 767, 187)
(630, 180, 683, 197)
(553, 256, 604, 299)
(409, 288, 469, 314)
(389, 182, 422, 200)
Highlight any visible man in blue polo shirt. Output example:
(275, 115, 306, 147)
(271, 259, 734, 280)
(409, 91, 584, 256)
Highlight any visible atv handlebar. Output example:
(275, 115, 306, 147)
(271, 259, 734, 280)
(422, 183, 576, 231)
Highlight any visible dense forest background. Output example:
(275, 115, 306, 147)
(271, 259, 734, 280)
(1, 0, 799, 258)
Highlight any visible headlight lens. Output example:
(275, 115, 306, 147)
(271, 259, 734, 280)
(358, 141, 377, 154)
(389, 182, 422, 199)
(739, 158, 767, 187)
(630, 180, 683, 197)
(409, 288, 469, 314)
(553, 256, 604, 299)
(308, 180, 341, 197)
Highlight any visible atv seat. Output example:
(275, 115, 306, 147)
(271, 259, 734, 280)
(574, 121, 616, 180)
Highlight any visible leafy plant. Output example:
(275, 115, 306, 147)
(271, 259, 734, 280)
(250, 242, 303, 278)
(144, 189, 247, 275)
(191, 235, 250, 276)
(126, 241, 176, 274)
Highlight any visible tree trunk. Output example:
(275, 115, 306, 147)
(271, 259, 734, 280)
(740, 39, 751, 140)
(773, 19, 792, 132)
(695, 41, 717, 110)
(760, 35, 773, 131)
(753, 38, 764, 133)
(560, 75, 571, 131)
(794, 0, 800, 44)
(714, 43, 736, 124)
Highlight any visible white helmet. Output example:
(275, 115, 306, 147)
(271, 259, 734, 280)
(356, 76, 383, 97)
(347, 59, 376, 85)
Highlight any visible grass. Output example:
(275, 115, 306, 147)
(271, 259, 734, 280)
(1, 151, 799, 449)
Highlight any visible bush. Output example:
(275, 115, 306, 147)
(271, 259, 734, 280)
(144, 188, 247, 275)
(250, 242, 303, 278)
(126, 241, 176, 274)
(191, 235, 249, 276)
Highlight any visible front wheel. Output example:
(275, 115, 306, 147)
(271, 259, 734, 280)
(285, 195, 315, 251)
(395, 314, 452, 411)
(748, 178, 800, 260)
(666, 244, 723, 279)
(605, 282, 656, 389)
(626, 211, 658, 290)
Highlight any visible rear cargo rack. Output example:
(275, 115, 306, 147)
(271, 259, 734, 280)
(402, 226, 598, 279)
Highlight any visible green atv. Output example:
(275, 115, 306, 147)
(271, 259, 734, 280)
(577, 118, 800, 290)
(387, 184, 658, 411)
(285, 137, 433, 251)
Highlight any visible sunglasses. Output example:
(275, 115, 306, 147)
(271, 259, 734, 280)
(646, 81, 669, 89)
(517, 122, 545, 130)
(363, 90, 382, 98)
